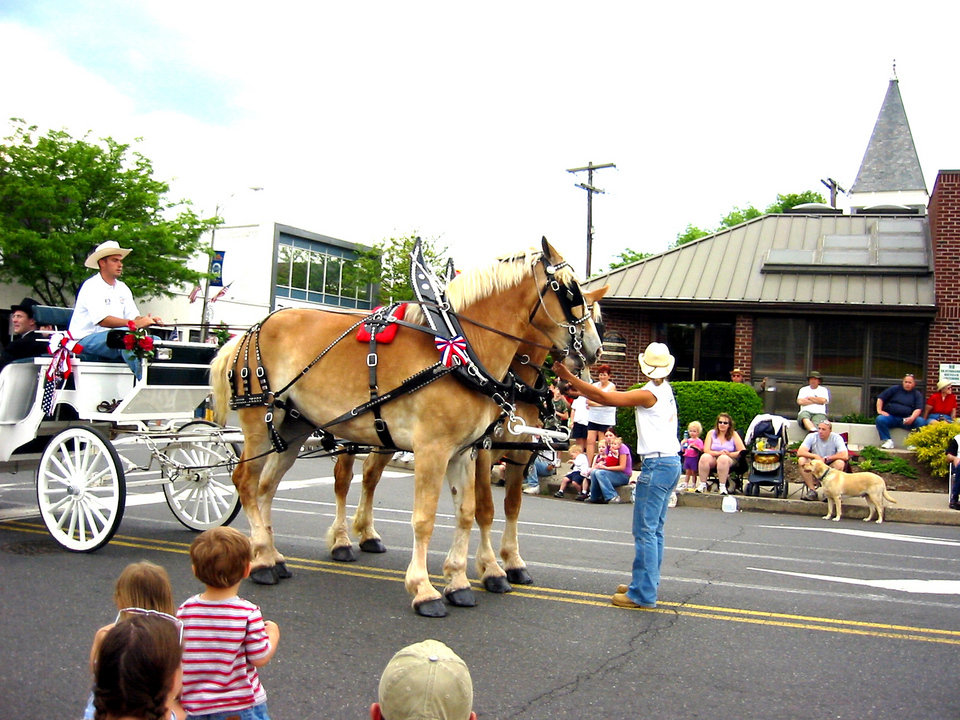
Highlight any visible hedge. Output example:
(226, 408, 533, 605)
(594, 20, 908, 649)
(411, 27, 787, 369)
(615, 381, 764, 450)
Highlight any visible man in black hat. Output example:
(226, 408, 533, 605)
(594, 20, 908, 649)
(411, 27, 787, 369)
(797, 371, 830, 432)
(0, 297, 47, 372)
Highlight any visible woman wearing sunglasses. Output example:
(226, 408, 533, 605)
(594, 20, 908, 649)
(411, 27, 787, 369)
(696, 413, 746, 494)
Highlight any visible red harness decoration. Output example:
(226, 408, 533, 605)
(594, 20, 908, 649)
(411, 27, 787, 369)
(42, 331, 84, 415)
(356, 304, 407, 343)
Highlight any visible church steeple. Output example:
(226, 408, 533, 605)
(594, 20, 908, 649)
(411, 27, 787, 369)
(849, 77, 927, 211)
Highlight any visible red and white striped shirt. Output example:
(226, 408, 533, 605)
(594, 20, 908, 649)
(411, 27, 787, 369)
(177, 595, 272, 715)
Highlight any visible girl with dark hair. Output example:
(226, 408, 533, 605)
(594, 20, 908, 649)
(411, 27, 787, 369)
(696, 413, 746, 494)
(93, 614, 183, 720)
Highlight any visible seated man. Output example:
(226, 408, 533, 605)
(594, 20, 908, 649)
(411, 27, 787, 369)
(797, 420, 849, 501)
(522, 449, 558, 495)
(875, 374, 927, 449)
(797, 371, 830, 432)
(0, 297, 48, 372)
(68, 241, 163, 379)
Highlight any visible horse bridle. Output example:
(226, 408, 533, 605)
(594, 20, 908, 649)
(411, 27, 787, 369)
(528, 255, 594, 363)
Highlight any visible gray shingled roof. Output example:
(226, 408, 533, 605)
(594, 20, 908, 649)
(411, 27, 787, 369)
(583, 212, 935, 316)
(850, 80, 927, 194)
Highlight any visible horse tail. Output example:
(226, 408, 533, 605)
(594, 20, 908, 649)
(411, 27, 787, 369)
(210, 337, 240, 426)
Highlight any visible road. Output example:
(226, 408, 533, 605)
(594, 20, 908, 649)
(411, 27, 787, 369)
(1, 452, 958, 719)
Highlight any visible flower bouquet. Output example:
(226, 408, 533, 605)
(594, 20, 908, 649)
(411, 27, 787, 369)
(123, 321, 155, 360)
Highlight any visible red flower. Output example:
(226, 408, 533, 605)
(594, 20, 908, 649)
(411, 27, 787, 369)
(123, 334, 136, 350)
(138, 336, 154, 351)
(127, 320, 137, 331)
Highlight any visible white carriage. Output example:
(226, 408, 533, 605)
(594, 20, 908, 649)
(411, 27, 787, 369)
(0, 306, 242, 552)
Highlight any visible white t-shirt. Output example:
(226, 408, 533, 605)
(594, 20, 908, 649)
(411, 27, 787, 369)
(570, 453, 591, 478)
(69, 274, 140, 340)
(634, 380, 681, 456)
(570, 396, 590, 427)
(587, 381, 617, 426)
(797, 384, 830, 414)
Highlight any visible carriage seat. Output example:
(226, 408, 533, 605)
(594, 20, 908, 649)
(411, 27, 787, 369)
(33, 305, 74, 330)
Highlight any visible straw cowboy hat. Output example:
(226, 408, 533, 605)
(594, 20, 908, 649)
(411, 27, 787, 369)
(937, 379, 953, 391)
(638, 342, 675, 379)
(85, 241, 132, 269)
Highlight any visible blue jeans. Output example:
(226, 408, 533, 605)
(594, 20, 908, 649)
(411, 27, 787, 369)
(928, 413, 953, 422)
(625, 455, 681, 607)
(875, 413, 927, 441)
(188, 702, 270, 720)
(77, 330, 148, 380)
(524, 457, 553, 487)
(590, 468, 631, 502)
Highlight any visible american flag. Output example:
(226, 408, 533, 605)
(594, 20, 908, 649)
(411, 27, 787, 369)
(210, 282, 233, 303)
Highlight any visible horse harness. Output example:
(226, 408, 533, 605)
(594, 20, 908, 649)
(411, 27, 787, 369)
(227, 249, 590, 457)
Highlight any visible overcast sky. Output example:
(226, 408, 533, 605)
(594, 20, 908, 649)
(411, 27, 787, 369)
(2, 1, 958, 278)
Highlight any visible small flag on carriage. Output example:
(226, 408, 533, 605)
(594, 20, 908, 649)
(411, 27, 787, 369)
(434, 335, 469, 368)
(188, 285, 202, 303)
(42, 332, 83, 416)
(210, 282, 233, 303)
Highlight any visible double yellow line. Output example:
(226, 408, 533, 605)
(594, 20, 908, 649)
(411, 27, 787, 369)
(5, 519, 959, 646)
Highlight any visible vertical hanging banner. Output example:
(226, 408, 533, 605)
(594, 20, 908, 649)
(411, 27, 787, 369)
(210, 250, 225, 287)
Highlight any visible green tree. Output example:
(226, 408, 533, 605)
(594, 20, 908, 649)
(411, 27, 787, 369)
(0, 119, 214, 305)
(764, 190, 826, 213)
(353, 233, 449, 304)
(605, 248, 652, 271)
(674, 223, 710, 247)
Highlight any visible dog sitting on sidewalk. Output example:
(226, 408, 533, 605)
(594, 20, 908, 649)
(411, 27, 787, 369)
(807, 458, 898, 524)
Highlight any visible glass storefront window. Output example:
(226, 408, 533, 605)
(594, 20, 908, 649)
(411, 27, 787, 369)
(813, 318, 864, 377)
(753, 318, 805, 375)
(871, 321, 924, 379)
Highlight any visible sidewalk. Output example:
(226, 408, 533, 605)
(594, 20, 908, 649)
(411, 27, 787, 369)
(538, 478, 960, 527)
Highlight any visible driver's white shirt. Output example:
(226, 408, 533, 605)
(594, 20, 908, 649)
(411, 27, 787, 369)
(69, 274, 139, 340)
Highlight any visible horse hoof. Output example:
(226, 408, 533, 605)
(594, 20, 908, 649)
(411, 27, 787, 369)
(249, 566, 279, 585)
(483, 575, 513, 594)
(331, 545, 357, 563)
(414, 598, 448, 618)
(275, 561, 293, 579)
(359, 538, 387, 554)
(506, 568, 534, 585)
(444, 587, 477, 607)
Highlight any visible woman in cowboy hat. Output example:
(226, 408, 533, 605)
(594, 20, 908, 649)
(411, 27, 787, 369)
(554, 342, 681, 609)
(924, 379, 957, 423)
(69, 241, 163, 379)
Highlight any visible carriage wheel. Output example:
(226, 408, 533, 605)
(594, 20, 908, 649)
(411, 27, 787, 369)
(161, 420, 241, 531)
(36, 426, 126, 552)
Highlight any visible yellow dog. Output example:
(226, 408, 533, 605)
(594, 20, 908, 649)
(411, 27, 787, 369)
(807, 458, 897, 524)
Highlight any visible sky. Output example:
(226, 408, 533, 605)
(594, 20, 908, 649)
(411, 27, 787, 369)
(2, 1, 959, 278)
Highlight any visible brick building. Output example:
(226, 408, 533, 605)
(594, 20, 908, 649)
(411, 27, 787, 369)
(584, 79, 958, 418)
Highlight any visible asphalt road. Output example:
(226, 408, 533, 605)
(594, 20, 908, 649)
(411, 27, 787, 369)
(1, 452, 959, 719)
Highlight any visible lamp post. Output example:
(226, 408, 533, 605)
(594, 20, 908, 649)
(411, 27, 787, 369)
(199, 187, 262, 342)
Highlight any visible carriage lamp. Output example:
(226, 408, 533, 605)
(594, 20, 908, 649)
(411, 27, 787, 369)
(155, 347, 174, 361)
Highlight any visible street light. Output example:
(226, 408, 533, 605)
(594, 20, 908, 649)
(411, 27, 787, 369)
(199, 186, 263, 342)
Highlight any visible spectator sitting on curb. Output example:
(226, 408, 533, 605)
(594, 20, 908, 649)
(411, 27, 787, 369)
(797, 371, 830, 432)
(875, 374, 928, 449)
(796, 420, 849, 501)
(924, 379, 957, 423)
(522, 449, 557, 495)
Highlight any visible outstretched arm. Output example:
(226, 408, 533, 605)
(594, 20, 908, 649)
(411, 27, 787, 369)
(553, 362, 655, 408)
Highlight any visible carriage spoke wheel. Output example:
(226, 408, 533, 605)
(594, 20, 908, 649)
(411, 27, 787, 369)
(36, 426, 125, 552)
(161, 420, 241, 531)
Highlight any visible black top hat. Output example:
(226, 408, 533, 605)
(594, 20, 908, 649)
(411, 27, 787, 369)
(10, 297, 39, 319)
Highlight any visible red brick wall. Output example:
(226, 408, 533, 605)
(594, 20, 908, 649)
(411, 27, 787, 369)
(734, 314, 755, 382)
(928, 171, 960, 383)
(600, 308, 648, 386)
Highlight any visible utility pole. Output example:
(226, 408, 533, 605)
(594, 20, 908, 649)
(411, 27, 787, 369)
(567, 161, 615, 276)
(820, 177, 846, 208)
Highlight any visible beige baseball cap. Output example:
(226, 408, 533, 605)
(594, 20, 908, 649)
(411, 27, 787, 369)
(378, 639, 473, 720)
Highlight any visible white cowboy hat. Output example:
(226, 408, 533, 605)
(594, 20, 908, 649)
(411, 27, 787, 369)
(638, 342, 675, 379)
(937, 379, 953, 391)
(85, 240, 132, 269)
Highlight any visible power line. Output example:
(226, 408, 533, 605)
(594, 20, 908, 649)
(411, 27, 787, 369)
(566, 161, 615, 276)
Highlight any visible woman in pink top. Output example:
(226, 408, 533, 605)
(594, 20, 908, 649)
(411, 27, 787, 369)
(696, 413, 745, 495)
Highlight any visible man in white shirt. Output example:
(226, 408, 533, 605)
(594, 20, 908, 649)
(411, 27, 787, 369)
(69, 241, 163, 379)
(797, 371, 830, 432)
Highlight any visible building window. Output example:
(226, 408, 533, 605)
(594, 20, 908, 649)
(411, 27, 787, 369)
(813, 318, 865, 378)
(275, 236, 373, 309)
(753, 318, 805, 376)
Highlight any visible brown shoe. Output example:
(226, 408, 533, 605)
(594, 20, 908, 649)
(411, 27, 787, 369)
(616, 584, 629, 594)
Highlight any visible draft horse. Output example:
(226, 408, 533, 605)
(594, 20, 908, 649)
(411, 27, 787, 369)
(211, 239, 602, 616)
(326, 287, 607, 594)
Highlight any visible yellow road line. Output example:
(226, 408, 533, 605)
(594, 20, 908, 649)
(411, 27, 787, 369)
(4, 520, 958, 644)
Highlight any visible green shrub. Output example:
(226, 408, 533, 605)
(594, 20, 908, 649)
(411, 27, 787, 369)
(615, 380, 763, 449)
(853, 445, 918, 478)
(905, 421, 960, 479)
(837, 412, 873, 424)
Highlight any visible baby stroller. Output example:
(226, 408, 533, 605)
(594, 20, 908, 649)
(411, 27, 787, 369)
(743, 414, 791, 498)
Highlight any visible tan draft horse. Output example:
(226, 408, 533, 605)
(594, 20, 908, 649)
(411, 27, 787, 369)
(211, 240, 602, 617)
(325, 287, 607, 595)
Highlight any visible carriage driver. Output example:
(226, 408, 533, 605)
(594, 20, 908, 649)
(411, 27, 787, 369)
(69, 241, 163, 380)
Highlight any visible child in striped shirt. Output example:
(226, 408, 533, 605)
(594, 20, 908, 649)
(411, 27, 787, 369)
(177, 527, 280, 720)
